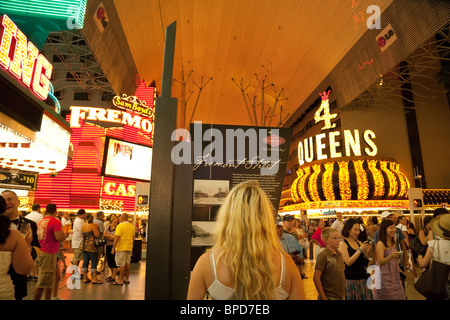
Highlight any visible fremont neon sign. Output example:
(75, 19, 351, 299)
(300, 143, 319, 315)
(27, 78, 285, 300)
(298, 91, 378, 166)
(70, 106, 153, 134)
(0, 14, 53, 100)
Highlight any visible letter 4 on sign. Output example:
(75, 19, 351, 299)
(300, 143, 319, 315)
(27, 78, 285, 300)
(315, 90, 338, 130)
(297, 91, 378, 166)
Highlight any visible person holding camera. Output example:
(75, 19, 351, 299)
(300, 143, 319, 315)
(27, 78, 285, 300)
(281, 215, 307, 279)
(338, 218, 374, 300)
(373, 219, 406, 300)
(276, 222, 306, 279)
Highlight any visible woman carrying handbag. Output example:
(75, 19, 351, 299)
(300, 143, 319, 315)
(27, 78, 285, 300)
(416, 213, 450, 300)
(81, 213, 103, 284)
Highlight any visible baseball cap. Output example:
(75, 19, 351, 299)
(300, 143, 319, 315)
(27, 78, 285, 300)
(380, 211, 394, 219)
(283, 214, 294, 221)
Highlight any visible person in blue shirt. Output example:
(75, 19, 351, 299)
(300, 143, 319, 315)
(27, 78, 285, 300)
(276, 222, 306, 279)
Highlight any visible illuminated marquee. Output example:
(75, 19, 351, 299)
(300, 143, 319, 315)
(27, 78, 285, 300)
(298, 91, 377, 166)
(104, 182, 136, 197)
(290, 90, 410, 210)
(0, 114, 71, 174)
(70, 106, 153, 134)
(0, 14, 53, 100)
(113, 93, 155, 119)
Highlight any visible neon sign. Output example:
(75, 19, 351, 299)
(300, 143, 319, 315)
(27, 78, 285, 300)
(298, 91, 378, 166)
(70, 106, 153, 134)
(314, 90, 338, 130)
(0, 14, 53, 100)
(104, 182, 136, 197)
(112, 93, 154, 119)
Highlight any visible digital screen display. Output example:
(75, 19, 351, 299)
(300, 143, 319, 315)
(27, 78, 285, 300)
(101, 137, 152, 181)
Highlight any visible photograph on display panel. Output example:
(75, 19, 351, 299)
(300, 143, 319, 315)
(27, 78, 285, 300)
(101, 136, 153, 181)
(193, 179, 229, 206)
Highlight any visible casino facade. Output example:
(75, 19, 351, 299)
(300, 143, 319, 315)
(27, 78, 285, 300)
(280, 18, 450, 219)
(33, 82, 155, 217)
(1, 1, 449, 223)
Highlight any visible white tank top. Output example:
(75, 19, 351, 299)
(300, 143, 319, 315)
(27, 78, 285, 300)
(207, 251, 290, 300)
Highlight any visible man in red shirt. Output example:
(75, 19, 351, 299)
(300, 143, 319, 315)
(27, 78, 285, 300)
(33, 203, 68, 300)
(311, 219, 326, 260)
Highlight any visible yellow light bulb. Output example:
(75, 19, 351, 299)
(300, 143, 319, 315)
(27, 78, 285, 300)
(0, 15, 16, 69)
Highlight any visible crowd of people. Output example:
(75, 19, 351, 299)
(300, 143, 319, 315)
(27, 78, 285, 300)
(297, 208, 450, 300)
(0, 190, 136, 300)
(188, 181, 450, 300)
(2, 183, 449, 301)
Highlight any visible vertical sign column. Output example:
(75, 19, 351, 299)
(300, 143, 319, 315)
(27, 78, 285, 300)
(145, 21, 193, 300)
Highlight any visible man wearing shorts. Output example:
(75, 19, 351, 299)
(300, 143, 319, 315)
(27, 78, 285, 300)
(111, 213, 134, 285)
(33, 203, 68, 300)
(71, 209, 85, 269)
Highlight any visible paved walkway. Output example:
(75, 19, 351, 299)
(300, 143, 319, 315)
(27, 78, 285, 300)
(24, 248, 425, 300)
(24, 248, 146, 300)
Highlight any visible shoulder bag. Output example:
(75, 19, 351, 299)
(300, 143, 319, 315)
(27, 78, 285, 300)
(94, 234, 107, 247)
(409, 234, 427, 256)
(414, 240, 450, 300)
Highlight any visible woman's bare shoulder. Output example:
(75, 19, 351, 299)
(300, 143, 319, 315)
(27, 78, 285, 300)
(0, 229, 21, 251)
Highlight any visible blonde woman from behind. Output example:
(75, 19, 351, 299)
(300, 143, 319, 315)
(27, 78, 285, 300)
(187, 180, 305, 300)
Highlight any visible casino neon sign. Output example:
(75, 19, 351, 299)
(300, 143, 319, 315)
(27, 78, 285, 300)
(104, 182, 136, 197)
(0, 14, 53, 100)
(113, 94, 154, 119)
(297, 90, 378, 166)
(70, 106, 154, 134)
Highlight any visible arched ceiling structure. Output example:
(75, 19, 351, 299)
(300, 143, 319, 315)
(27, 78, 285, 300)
(114, 0, 393, 128)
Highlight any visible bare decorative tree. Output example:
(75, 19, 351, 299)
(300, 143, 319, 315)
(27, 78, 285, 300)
(173, 63, 212, 130)
(232, 71, 288, 127)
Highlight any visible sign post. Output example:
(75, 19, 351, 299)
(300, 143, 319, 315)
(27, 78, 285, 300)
(145, 21, 193, 300)
(408, 187, 424, 226)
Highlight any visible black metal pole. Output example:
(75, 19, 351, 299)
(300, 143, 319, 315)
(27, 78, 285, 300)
(145, 21, 178, 300)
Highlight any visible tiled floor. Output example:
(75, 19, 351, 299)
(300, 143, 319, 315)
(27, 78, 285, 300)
(23, 247, 425, 300)
(24, 249, 146, 300)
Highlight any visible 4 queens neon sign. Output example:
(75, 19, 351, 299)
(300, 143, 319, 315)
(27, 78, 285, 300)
(298, 91, 378, 166)
(0, 14, 53, 100)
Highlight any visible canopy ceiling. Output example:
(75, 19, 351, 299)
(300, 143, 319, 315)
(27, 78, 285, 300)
(114, 0, 393, 128)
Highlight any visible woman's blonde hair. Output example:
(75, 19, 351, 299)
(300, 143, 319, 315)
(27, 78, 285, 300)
(212, 180, 282, 300)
